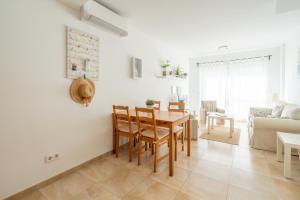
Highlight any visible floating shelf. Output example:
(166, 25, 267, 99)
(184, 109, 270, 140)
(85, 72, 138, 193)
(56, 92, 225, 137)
(155, 75, 187, 80)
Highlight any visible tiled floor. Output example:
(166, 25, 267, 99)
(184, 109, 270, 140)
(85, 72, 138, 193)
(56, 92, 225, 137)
(15, 123, 300, 200)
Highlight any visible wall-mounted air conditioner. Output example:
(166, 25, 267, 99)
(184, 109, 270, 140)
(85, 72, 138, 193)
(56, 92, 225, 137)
(81, 0, 128, 36)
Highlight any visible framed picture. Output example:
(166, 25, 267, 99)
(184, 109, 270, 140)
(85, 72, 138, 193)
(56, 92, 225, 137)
(66, 27, 99, 80)
(132, 57, 142, 79)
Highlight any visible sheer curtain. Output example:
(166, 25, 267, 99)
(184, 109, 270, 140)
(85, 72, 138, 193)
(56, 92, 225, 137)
(199, 57, 268, 120)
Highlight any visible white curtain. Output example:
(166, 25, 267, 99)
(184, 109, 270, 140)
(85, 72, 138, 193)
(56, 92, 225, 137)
(199, 58, 268, 120)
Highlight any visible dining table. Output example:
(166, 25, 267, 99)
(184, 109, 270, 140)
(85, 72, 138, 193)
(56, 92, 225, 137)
(112, 109, 191, 176)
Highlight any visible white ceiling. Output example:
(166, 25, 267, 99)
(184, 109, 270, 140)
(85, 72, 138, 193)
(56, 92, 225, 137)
(93, 0, 300, 56)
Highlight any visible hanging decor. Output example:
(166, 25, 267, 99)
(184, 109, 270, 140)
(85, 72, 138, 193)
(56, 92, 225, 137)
(66, 26, 99, 80)
(70, 76, 95, 107)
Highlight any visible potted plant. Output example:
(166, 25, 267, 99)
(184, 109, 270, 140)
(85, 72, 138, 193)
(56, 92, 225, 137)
(145, 99, 154, 108)
(160, 60, 170, 77)
(175, 66, 182, 77)
(182, 72, 188, 79)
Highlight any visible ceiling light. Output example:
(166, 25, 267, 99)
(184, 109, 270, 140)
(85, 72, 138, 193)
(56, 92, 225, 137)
(218, 45, 228, 52)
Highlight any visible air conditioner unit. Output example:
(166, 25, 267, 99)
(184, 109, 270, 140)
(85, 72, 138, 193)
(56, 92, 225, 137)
(81, 1, 128, 36)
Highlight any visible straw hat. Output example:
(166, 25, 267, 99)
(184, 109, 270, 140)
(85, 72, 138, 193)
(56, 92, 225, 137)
(70, 77, 95, 106)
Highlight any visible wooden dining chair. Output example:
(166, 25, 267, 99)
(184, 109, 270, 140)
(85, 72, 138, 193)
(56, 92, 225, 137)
(135, 107, 169, 172)
(168, 101, 185, 161)
(153, 100, 161, 110)
(113, 105, 139, 162)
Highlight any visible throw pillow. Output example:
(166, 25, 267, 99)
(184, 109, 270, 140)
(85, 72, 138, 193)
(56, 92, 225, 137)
(281, 104, 300, 120)
(271, 104, 285, 118)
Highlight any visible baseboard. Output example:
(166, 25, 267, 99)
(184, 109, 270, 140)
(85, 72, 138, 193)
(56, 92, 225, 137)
(4, 150, 114, 200)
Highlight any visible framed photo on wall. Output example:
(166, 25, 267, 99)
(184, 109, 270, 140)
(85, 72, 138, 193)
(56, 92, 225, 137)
(132, 57, 142, 79)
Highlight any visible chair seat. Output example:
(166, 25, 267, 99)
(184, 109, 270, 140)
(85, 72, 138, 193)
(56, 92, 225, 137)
(118, 122, 138, 133)
(142, 127, 169, 139)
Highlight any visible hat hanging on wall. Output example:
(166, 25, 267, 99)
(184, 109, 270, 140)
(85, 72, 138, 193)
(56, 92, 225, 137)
(70, 76, 95, 107)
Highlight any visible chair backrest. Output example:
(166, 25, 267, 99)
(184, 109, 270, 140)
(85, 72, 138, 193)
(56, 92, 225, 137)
(168, 101, 185, 113)
(135, 107, 158, 140)
(112, 105, 132, 133)
(201, 101, 217, 112)
(153, 100, 161, 110)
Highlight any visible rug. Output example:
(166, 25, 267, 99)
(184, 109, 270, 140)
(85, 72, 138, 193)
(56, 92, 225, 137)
(199, 126, 241, 145)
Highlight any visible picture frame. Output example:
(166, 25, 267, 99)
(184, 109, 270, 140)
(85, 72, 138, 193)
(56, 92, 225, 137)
(132, 57, 142, 79)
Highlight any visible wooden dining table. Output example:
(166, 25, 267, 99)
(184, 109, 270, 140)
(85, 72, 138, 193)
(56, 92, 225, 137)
(112, 109, 191, 176)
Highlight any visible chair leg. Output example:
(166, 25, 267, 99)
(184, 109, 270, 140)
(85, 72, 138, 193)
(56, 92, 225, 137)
(145, 142, 148, 151)
(154, 143, 158, 173)
(174, 133, 178, 161)
(129, 135, 133, 162)
(151, 142, 154, 155)
(133, 136, 136, 147)
(138, 137, 142, 165)
(115, 131, 119, 158)
(181, 131, 184, 151)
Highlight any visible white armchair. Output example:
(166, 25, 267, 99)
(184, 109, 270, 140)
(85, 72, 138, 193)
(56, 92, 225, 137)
(200, 100, 225, 125)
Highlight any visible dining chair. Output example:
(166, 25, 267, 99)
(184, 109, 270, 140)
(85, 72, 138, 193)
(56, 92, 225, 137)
(113, 105, 139, 162)
(153, 100, 161, 110)
(168, 101, 185, 161)
(135, 107, 170, 172)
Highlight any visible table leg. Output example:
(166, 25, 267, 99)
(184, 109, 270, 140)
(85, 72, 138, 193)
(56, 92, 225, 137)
(230, 119, 234, 138)
(169, 123, 174, 176)
(284, 145, 292, 178)
(277, 137, 283, 162)
(187, 119, 191, 157)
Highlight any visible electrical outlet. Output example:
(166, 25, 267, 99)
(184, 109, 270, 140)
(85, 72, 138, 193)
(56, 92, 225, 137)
(45, 153, 60, 163)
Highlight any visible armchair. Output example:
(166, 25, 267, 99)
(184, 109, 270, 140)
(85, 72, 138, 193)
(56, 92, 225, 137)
(200, 100, 225, 125)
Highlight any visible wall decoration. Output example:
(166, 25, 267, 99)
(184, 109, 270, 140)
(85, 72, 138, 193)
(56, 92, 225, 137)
(70, 77, 95, 107)
(66, 27, 99, 80)
(132, 57, 142, 79)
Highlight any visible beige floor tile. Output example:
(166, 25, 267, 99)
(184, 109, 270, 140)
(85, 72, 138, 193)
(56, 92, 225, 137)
(13, 191, 48, 200)
(233, 156, 270, 176)
(85, 183, 120, 200)
(101, 166, 150, 197)
(79, 160, 116, 183)
(122, 179, 178, 200)
(175, 155, 199, 171)
(202, 150, 233, 166)
(173, 191, 200, 200)
(181, 172, 228, 200)
(234, 146, 265, 159)
(71, 192, 92, 200)
(230, 168, 275, 195)
(39, 172, 94, 200)
(192, 159, 232, 183)
(273, 179, 300, 200)
(227, 185, 278, 200)
(150, 166, 190, 190)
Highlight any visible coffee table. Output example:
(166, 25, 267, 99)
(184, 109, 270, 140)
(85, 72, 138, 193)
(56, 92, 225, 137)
(277, 132, 300, 178)
(207, 113, 234, 138)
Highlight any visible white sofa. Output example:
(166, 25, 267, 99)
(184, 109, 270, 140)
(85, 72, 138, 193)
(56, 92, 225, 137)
(248, 104, 300, 152)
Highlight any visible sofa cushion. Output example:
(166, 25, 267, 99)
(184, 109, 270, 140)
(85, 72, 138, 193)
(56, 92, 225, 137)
(281, 104, 300, 120)
(271, 104, 285, 117)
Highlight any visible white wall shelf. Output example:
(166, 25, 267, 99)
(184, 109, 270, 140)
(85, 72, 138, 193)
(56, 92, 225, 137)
(155, 75, 187, 80)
